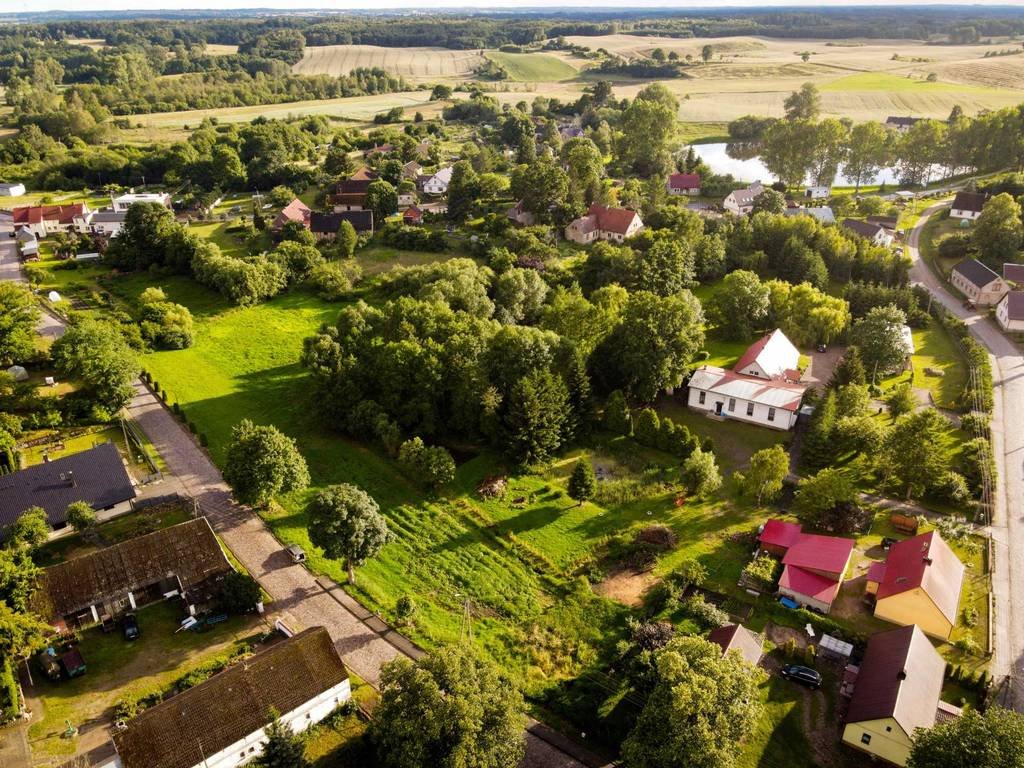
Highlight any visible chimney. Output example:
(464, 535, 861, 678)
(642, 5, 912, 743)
(923, 556, 933, 565)
(897, 670, 907, 681)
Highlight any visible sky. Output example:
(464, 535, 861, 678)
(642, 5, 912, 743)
(11, 0, 1024, 12)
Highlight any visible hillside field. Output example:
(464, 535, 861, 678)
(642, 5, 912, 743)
(485, 51, 580, 82)
(293, 44, 485, 80)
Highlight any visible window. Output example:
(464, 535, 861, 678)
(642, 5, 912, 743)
(698, 392, 706, 405)
(860, 733, 872, 745)
(768, 407, 776, 422)
(728, 398, 735, 412)
(746, 402, 754, 416)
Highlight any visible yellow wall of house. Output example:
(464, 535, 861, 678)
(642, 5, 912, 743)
(842, 719, 912, 766)
(874, 588, 954, 640)
(866, 579, 879, 595)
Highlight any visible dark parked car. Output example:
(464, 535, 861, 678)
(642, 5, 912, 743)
(816, 343, 827, 353)
(122, 613, 140, 642)
(780, 664, 822, 690)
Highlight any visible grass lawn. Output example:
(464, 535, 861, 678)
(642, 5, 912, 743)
(27, 600, 262, 762)
(485, 52, 579, 82)
(738, 675, 817, 768)
(355, 243, 457, 277)
(877, 318, 968, 410)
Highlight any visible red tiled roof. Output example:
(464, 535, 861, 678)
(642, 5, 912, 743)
(12, 204, 87, 226)
(782, 533, 855, 577)
(733, 332, 774, 374)
(350, 167, 378, 181)
(867, 561, 887, 584)
(271, 198, 311, 231)
(875, 531, 965, 624)
(780, 564, 842, 605)
(587, 203, 640, 235)
(403, 205, 422, 220)
(668, 173, 701, 190)
(759, 519, 802, 550)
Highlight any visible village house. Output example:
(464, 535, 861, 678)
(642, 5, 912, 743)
(329, 178, 375, 211)
(11, 203, 92, 238)
(88, 210, 129, 237)
(884, 116, 921, 133)
(866, 530, 966, 640)
(867, 214, 899, 233)
(687, 329, 806, 430)
(402, 160, 423, 180)
(842, 624, 958, 767)
(16, 227, 39, 258)
(419, 167, 454, 196)
(757, 520, 854, 614)
(112, 191, 172, 212)
(363, 143, 394, 158)
(350, 166, 378, 181)
(108, 627, 351, 768)
(309, 210, 374, 239)
(707, 624, 763, 666)
(403, 204, 423, 225)
(0, 442, 136, 534)
(784, 206, 836, 225)
(564, 203, 644, 244)
(949, 190, 986, 221)
(950, 258, 1008, 306)
(996, 291, 1024, 332)
(804, 185, 830, 200)
(1002, 262, 1024, 285)
(723, 181, 765, 215)
(32, 517, 233, 631)
(270, 198, 311, 233)
(667, 173, 701, 196)
(842, 218, 895, 248)
(0, 182, 26, 196)
(507, 199, 535, 227)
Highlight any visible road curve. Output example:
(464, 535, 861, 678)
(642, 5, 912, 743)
(906, 203, 1024, 709)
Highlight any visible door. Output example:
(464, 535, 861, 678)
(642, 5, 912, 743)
(714, 401, 724, 416)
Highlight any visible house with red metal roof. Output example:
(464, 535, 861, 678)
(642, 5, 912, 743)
(667, 173, 701, 196)
(687, 329, 806, 431)
(11, 203, 93, 238)
(270, 198, 311, 233)
(757, 519, 854, 614)
(564, 203, 644, 244)
(866, 531, 965, 640)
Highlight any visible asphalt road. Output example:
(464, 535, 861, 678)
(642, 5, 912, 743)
(907, 202, 1024, 709)
(0, 236, 64, 340)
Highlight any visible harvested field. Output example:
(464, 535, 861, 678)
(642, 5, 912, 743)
(293, 44, 484, 80)
(914, 56, 1024, 90)
(205, 43, 239, 56)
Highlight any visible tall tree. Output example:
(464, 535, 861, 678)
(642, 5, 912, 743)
(446, 160, 480, 223)
(365, 179, 398, 226)
(973, 192, 1023, 266)
(223, 419, 310, 507)
(307, 483, 390, 585)
(256, 716, 309, 768)
(621, 636, 763, 768)
(567, 458, 597, 505)
(853, 304, 910, 380)
(510, 158, 569, 223)
(908, 707, 1024, 768)
(829, 346, 866, 388)
(369, 647, 525, 768)
(0, 282, 40, 367)
(802, 389, 837, 470)
(783, 83, 821, 121)
(682, 447, 722, 497)
(3, 507, 49, 551)
(500, 369, 568, 464)
(616, 84, 678, 178)
(844, 121, 890, 193)
(880, 408, 949, 499)
(336, 219, 358, 258)
(708, 270, 770, 341)
(51, 317, 139, 411)
(742, 445, 790, 504)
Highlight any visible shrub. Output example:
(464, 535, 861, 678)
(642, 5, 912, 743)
(742, 553, 780, 591)
(307, 260, 362, 301)
(955, 636, 979, 654)
(635, 524, 678, 550)
(218, 571, 262, 614)
(680, 594, 728, 629)
(395, 595, 417, 624)
(963, 605, 980, 628)
(398, 437, 456, 489)
(0, 657, 19, 721)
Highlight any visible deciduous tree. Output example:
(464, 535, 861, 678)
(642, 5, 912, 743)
(307, 483, 390, 585)
(52, 317, 140, 412)
(742, 445, 790, 504)
(0, 283, 39, 367)
(908, 707, 1024, 768)
(708, 270, 770, 340)
(223, 419, 310, 507)
(973, 192, 1023, 266)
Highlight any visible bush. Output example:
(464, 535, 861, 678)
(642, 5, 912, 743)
(742, 553, 780, 591)
(395, 595, 417, 624)
(398, 437, 456, 489)
(218, 571, 262, 614)
(963, 605, 980, 628)
(635, 524, 678, 550)
(379, 221, 448, 252)
(0, 657, 19, 722)
(307, 260, 362, 301)
(955, 636, 980, 654)
(680, 594, 728, 629)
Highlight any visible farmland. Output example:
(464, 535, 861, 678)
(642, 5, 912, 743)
(293, 44, 485, 80)
(485, 51, 580, 82)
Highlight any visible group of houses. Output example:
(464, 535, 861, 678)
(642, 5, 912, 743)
(950, 257, 1024, 332)
(756, 519, 967, 766)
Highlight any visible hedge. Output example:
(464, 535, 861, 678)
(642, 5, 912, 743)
(0, 656, 20, 722)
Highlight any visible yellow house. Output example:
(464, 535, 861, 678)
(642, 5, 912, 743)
(867, 531, 965, 641)
(842, 625, 958, 766)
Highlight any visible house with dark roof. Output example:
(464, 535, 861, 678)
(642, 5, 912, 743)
(950, 258, 1008, 306)
(866, 214, 899, 232)
(667, 173, 701, 196)
(111, 627, 351, 768)
(708, 624, 763, 666)
(885, 116, 921, 133)
(309, 210, 373, 238)
(996, 290, 1024, 333)
(723, 181, 765, 215)
(1002, 263, 1024, 284)
(866, 530, 965, 640)
(507, 199, 535, 227)
(950, 190, 987, 221)
(688, 330, 807, 431)
(32, 517, 233, 630)
(0, 443, 135, 534)
(841, 624, 957, 766)
(88, 210, 129, 237)
(564, 203, 644, 244)
(842, 218, 894, 248)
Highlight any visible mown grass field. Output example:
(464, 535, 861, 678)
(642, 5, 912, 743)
(293, 44, 484, 79)
(485, 52, 579, 82)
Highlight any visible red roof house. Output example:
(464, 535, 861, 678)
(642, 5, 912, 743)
(564, 203, 644, 244)
(759, 519, 854, 614)
(667, 173, 701, 195)
(12, 203, 91, 236)
(403, 205, 423, 225)
(271, 198, 311, 233)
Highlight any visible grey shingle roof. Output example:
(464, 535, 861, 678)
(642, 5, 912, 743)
(953, 258, 1001, 289)
(951, 191, 987, 214)
(309, 210, 373, 234)
(842, 218, 885, 239)
(1002, 291, 1024, 321)
(0, 443, 135, 530)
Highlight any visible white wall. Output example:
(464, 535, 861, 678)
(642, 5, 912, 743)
(950, 208, 981, 221)
(687, 387, 797, 430)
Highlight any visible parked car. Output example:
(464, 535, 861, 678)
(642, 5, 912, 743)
(780, 664, 822, 690)
(286, 544, 306, 563)
(60, 647, 87, 678)
(121, 613, 140, 641)
(816, 343, 827, 353)
(35, 649, 62, 681)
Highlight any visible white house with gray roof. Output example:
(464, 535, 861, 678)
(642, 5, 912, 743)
(950, 258, 1008, 306)
(723, 182, 765, 216)
(996, 291, 1024, 333)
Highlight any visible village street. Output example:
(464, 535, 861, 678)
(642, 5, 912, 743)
(907, 202, 1024, 710)
(0, 242, 598, 768)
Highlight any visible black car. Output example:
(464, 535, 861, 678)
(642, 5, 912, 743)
(780, 664, 822, 690)
(121, 613, 140, 642)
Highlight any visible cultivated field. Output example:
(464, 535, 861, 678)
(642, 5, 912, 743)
(293, 44, 485, 80)
(132, 91, 440, 128)
(485, 51, 580, 82)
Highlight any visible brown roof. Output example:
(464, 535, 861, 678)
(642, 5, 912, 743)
(707, 624, 762, 666)
(842, 218, 886, 240)
(350, 166, 378, 181)
(270, 198, 310, 231)
(33, 517, 233, 620)
(589, 203, 640, 235)
(1003, 263, 1024, 283)
(951, 190, 987, 214)
(845, 625, 944, 736)
(335, 179, 373, 195)
(876, 531, 965, 625)
(113, 627, 349, 768)
(328, 193, 367, 207)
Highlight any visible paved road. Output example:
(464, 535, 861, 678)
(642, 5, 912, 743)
(907, 202, 1024, 709)
(1, 238, 64, 341)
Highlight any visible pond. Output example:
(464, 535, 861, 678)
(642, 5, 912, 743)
(690, 142, 909, 188)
